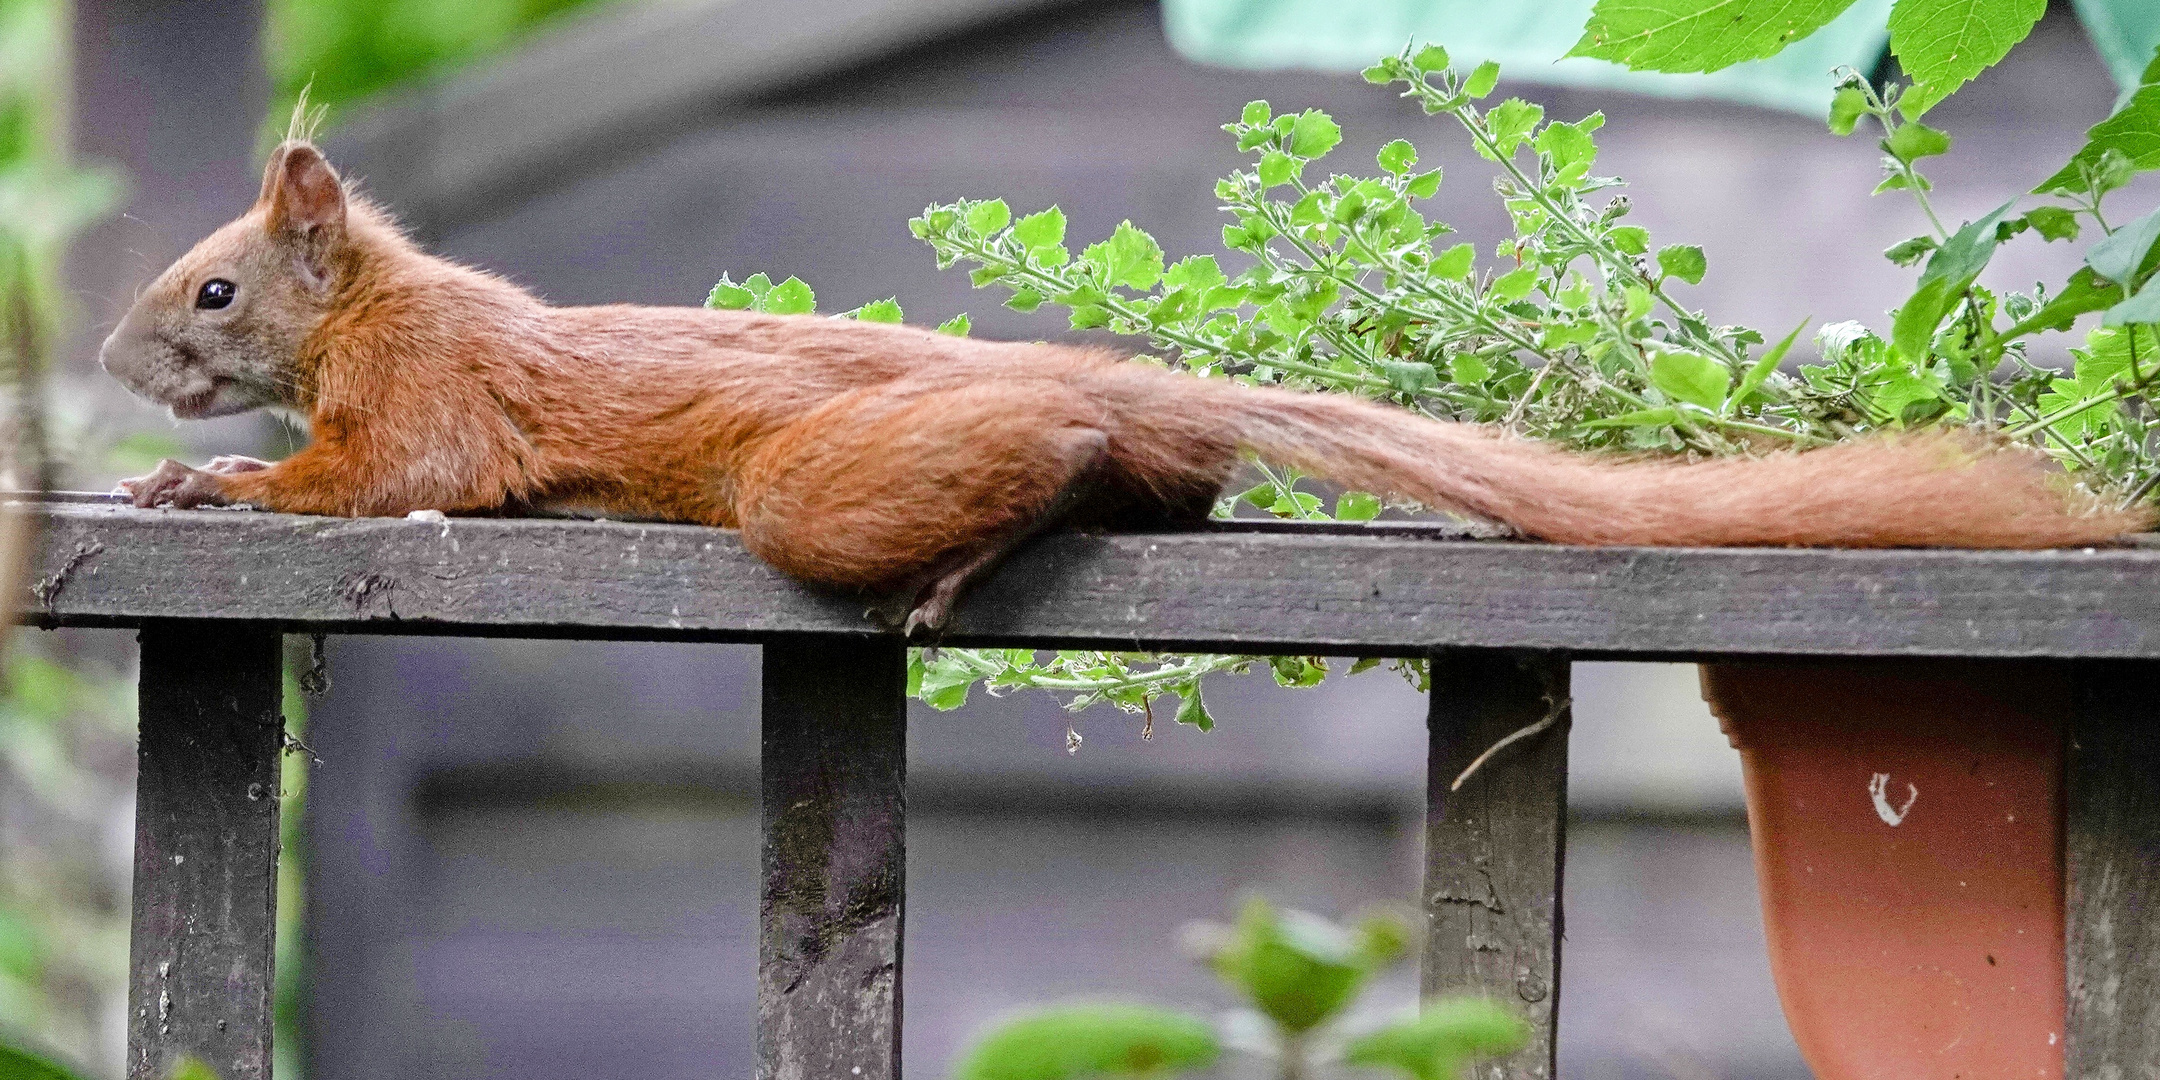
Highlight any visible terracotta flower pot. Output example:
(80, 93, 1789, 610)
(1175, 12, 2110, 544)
(1700, 660, 2067, 1080)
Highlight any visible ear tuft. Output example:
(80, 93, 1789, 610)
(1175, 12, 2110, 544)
(262, 141, 346, 241)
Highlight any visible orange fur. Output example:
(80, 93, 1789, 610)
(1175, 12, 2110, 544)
(100, 142, 2152, 621)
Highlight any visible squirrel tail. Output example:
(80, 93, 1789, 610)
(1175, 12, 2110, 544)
(1200, 381, 2150, 548)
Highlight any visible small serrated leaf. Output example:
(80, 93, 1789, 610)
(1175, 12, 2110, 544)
(1656, 244, 1707, 284)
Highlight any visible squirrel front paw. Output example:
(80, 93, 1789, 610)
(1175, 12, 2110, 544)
(118, 459, 234, 509)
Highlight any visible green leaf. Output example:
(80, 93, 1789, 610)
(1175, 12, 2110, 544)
(1827, 85, 1869, 135)
(1485, 99, 1544, 157)
(2037, 53, 2160, 193)
(1434, 243, 1476, 280)
(761, 276, 816, 315)
(1884, 121, 1953, 162)
(705, 278, 755, 310)
(1411, 44, 1452, 73)
(1085, 222, 1166, 291)
(2105, 277, 2160, 326)
(1892, 199, 2015, 360)
(1405, 169, 1444, 199)
(2087, 205, 2160, 285)
(1378, 139, 1419, 175)
(852, 297, 904, 323)
(1006, 289, 1044, 312)
(1208, 898, 1373, 1033)
(1175, 686, 1216, 730)
(1650, 350, 1729, 409)
(0, 1043, 91, 1080)
(1167, 259, 1226, 299)
(1465, 59, 1502, 99)
(1291, 110, 1343, 158)
(1335, 491, 1383, 521)
(1656, 244, 1707, 284)
(1607, 225, 1649, 255)
(1888, 0, 2045, 117)
(965, 199, 1011, 236)
(1534, 119, 1598, 173)
(1258, 151, 1296, 188)
(2023, 205, 2080, 242)
(1884, 235, 1938, 267)
(1567, 0, 1863, 73)
(1732, 318, 1807, 410)
(952, 1004, 1219, 1080)
(1342, 999, 1529, 1080)
(1012, 207, 1067, 251)
(1380, 360, 1440, 394)
(1268, 655, 1327, 687)
(916, 655, 979, 711)
(937, 313, 972, 336)
(1449, 354, 1492, 384)
(1490, 265, 1539, 302)
(1242, 100, 1271, 126)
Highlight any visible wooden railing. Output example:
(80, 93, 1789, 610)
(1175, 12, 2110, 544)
(18, 495, 2160, 1078)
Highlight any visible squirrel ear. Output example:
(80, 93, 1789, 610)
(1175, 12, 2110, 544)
(261, 142, 346, 243)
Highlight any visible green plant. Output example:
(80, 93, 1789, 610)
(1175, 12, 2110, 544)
(712, 28, 2160, 723)
(949, 898, 1524, 1080)
(264, 0, 615, 119)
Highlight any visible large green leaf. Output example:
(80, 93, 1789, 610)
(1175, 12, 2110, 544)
(1888, 0, 2045, 116)
(1891, 199, 2016, 360)
(2037, 47, 2160, 193)
(952, 1004, 1218, 1080)
(0, 1044, 91, 1080)
(1567, 0, 1862, 72)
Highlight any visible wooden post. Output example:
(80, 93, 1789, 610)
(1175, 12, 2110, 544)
(759, 634, 908, 1080)
(128, 621, 285, 1080)
(2067, 660, 2160, 1074)
(1424, 649, 1570, 1080)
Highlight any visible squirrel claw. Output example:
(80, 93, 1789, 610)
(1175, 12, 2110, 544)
(120, 458, 231, 510)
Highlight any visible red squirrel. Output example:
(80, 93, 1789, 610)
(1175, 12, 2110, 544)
(99, 140, 2150, 630)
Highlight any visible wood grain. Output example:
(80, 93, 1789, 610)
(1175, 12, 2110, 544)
(128, 622, 285, 1080)
(21, 502, 2160, 658)
(1424, 649, 1570, 1079)
(759, 635, 908, 1080)
(2067, 660, 2160, 1077)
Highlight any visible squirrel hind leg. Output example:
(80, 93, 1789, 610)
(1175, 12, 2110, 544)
(894, 427, 1112, 636)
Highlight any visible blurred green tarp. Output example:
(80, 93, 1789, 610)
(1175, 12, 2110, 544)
(1164, 0, 2160, 115)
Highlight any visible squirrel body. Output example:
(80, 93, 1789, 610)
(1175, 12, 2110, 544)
(100, 141, 2150, 628)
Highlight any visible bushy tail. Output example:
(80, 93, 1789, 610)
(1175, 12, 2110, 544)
(1213, 382, 2149, 548)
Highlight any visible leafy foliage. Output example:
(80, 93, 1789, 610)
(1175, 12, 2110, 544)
(950, 898, 1524, 1080)
(1570, 0, 2058, 118)
(951, 1005, 1219, 1080)
(264, 0, 614, 117)
(1568, 0, 1865, 73)
(708, 40, 2160, 721)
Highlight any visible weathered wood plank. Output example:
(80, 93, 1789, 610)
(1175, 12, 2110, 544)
(128, 622, 285, 1080)
(2067, 660, 2160, 1075)
(759, 635, 907, 1080)
(1423, 650, 1569, 1080)
(22, 500, 2160, 658)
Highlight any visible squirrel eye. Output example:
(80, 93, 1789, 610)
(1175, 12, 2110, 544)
(195, 279, 236, 310)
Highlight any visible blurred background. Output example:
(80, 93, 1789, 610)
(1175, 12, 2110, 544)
(7, 0, 2159, 1077)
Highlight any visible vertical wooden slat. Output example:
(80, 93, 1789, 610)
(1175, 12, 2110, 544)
(1424, 649, 1570, 1080)
(759, 634, 908, 1080)
(128, 621, 285, 1080)
(2067, 659, 2160, 1075)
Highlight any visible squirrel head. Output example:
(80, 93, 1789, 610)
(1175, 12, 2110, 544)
(100, 140, 352, 419)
